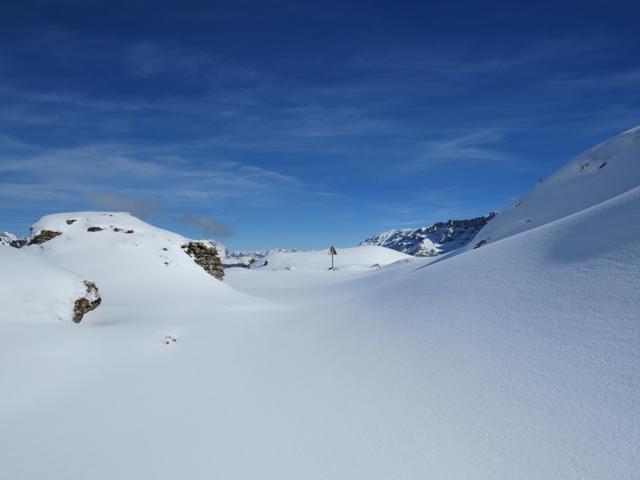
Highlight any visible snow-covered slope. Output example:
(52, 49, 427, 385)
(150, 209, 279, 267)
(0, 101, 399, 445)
(253, 245, 412, 271)
(23, 212, 244, 321)
(361, 212, 496, 256)
(0, 247, 100, 323)
(472, 126, 640, 248)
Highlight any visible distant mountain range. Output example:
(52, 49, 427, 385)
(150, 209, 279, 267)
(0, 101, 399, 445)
(0, 231, 26, 248)
(360, 212, 497, 256)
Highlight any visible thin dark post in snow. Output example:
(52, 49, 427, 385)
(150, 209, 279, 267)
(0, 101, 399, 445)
(328, 246, 337, 270)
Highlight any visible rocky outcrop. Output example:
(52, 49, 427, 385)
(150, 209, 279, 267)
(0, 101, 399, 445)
(28, 230, 62, 245)
(361, 212, 497, 257)
(72, 281, 102, 323)
(181, 241, 225, 280)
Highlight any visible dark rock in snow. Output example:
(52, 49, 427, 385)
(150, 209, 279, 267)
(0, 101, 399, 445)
(473, 239, 488, 249)
(181, 241, 225, 280)
(87, 226, 103, 232)
(28, 230, 62, 245)
(72, 281, 102, 323)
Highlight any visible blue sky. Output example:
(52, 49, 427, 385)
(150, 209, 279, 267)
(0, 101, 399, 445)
(1, 0, 639, 250)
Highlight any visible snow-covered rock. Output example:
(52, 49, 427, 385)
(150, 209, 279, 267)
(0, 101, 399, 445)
(361, 212, 496, 256)
(21, 212, 244, 322)
(0, 247, 101, 323)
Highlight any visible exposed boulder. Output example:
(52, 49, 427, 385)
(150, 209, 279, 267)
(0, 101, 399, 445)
(72, 281, 102, 324)
(28, 230, 62, 245)
(87, 226, 103, 232)
(181, 241, 225, 280)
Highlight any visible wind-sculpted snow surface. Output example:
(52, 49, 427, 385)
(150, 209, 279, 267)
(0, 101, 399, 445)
(1, 128, 640, 479)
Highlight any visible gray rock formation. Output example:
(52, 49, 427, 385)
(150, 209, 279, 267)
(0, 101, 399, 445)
(181, 241, 225, 280)
(28, 230, 62, 245)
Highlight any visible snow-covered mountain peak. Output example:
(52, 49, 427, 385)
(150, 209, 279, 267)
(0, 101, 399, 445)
(20, 212, 239, 321)
(0, 231, 18, 246)
(28, 211, 184, 244)
(361, 213, 496, 256)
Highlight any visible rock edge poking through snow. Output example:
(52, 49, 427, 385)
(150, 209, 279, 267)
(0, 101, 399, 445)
(181, 241, 225, 280)
(28, 229, 62, 245)
(72, 280, 102, 323)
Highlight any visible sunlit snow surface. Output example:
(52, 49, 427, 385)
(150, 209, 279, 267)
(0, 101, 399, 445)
(1, 128, 640, 479)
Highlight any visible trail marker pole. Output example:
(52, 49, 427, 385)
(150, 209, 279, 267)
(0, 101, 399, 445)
(328, 246, 337, 270)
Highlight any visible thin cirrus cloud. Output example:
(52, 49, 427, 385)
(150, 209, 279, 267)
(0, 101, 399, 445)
(389, 129, 516, 175)
(0, 141, 312, 209)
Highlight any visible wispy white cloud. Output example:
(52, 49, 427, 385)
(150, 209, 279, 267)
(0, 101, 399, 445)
(0, 141, 318, 211)
(421, 130, 508, 164)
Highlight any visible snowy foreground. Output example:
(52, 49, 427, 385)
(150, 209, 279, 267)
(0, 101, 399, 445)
(2, 127, 640, 479)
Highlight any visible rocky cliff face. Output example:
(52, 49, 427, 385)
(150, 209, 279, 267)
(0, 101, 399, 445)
(361, 212, 497, 256)
(181, 241, 225, 280)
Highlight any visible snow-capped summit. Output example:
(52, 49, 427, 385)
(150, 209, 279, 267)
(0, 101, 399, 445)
(361, 213, 496, 256)
(0, 231, 15, 246)
(472, 126, 640, 249)
(22, 212, 242, 322)
(0, 231, 22, 247)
